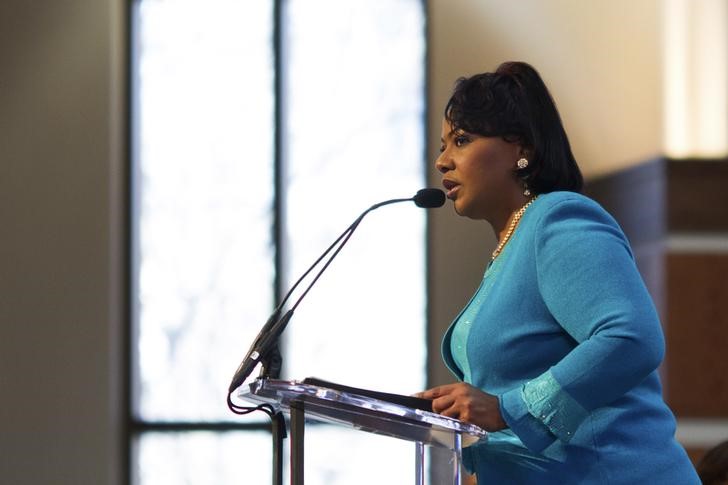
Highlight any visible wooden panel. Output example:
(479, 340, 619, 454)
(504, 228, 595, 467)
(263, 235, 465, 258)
(665, 253, 728, 416)
(585, 158, 665, 247)
(684, 446, 708, 467)
(667, 158, 728, 232)
(585, 159, 666, 316)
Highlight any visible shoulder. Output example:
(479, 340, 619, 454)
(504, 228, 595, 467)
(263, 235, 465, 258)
(529, 191, 618, 228)
(534, 191, 605, 213)
(526, 191, 631, 255)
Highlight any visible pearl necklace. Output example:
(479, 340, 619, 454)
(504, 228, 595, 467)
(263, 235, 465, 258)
(491, 196, 538, 260)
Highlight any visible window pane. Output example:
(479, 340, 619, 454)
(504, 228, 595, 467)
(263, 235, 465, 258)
(303, 426, 418, 484)
(283, 0, 427, 391)
(282, 1, 427, 480)
(133, 431, 271, 485)
(133, 0, 274, 421)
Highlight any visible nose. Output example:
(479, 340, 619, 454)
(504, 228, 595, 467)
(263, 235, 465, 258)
(435, 151, 453, 174)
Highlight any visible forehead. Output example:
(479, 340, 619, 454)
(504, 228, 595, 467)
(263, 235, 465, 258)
(440, 119, 473, 143)
(440, 118, 456, 138)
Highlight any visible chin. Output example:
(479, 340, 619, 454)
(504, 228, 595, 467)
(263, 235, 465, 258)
(453, 201, 472, 219)
(453, 199, 485, 220)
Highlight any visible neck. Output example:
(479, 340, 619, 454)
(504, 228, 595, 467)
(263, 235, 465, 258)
(492, 195, 532, 242)
(490, 194, 538, 260)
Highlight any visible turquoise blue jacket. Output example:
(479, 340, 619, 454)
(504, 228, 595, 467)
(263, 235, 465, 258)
(443, 191, 699, 483)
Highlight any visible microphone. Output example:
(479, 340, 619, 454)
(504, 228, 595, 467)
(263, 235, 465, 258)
(227, 188, 445, 393)
(413, 188, 446, 208)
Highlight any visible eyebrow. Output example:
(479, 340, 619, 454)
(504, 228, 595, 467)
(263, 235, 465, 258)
(440, 128, 456, 144)
(442, 125, 469, 143)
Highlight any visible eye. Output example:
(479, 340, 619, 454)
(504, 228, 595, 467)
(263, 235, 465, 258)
(454, 134, 470, 147)
(438, 144, 445, 153)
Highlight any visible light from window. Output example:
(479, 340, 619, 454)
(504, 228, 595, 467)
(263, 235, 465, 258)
(282, 0, 426, 482)
(132, 0, 426, 483)
(134, 432, 270, 484)
(133, 0, 275, 422)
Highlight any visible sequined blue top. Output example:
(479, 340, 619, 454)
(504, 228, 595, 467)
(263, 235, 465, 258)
(444, 191, 699, 484)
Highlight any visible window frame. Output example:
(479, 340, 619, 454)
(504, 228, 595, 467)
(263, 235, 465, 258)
(125, 1, 429, 483)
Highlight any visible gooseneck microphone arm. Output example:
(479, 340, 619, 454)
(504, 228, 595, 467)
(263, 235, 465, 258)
(287, 197, 409, 312)
(227, 188, 445, 394)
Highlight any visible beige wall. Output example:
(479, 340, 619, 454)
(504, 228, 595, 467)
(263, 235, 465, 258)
(428, 0, 663, 179)
(0, 1, 125, 484)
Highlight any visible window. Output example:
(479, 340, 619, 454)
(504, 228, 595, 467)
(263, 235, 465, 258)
(131, 0, 426, 483)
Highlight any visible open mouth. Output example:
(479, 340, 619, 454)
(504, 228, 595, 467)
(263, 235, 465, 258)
(442, 179, 459, 198)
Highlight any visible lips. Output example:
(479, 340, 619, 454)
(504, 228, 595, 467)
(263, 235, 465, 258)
(442, 179, 460, 199)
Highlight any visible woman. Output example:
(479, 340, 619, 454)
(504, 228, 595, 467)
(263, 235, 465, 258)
(417, 62, 699, 483)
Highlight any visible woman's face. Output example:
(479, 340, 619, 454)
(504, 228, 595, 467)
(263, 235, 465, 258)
(435, 119, 522, 220)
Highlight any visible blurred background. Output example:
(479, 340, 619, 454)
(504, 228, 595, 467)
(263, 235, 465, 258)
(1, 0, 726, 484)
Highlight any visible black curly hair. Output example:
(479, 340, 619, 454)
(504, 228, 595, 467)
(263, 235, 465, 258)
(444, 61, 583, 194)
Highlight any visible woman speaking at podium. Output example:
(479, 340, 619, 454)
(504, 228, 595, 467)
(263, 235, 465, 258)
(417, 62, 699, 483)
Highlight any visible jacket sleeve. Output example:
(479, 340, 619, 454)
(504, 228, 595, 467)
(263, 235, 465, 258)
(499, 196, 665, 452)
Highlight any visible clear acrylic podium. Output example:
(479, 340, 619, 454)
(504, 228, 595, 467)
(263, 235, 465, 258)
(239, 378, 487, 484)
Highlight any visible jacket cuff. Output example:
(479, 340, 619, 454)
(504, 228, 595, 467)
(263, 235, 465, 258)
(499, 385, 556, 453)
(522, 370, 588, 443)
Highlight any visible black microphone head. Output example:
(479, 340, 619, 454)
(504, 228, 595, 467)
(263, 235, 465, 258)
(413, 188, 445, 208)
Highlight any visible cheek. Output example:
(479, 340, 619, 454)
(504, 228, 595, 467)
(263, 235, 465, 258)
(467, 147, 500, 172)
(475, 155, 516, 185)
(459, 144, 516, 191)
(466, 158, 506, 187)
